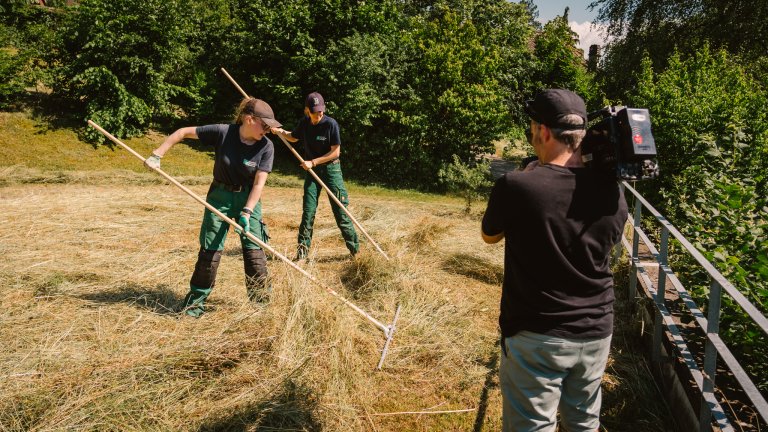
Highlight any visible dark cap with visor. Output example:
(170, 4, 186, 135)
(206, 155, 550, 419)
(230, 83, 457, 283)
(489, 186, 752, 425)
(249, 98, 282, 128)
(305, 92, 326, 113)
(524, 89, 587, 130)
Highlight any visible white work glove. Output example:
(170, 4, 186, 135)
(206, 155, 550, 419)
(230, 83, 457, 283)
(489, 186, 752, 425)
(144, 153, 162, 170)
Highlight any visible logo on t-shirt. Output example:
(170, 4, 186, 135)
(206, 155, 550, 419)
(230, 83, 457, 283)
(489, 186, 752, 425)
(243, 159, 257, 167)
(315, 136, 327, 141)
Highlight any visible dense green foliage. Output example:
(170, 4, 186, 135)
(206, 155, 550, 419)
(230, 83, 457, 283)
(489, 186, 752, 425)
(0, 48, 25, 109)
(530, 14, 602, 109)
(0, 1, 59, 109)
(49, 0, 200, 141)
(591, 0, 768, 396)
(591, 0, 768, 98)
(348, 7, 510, 186)
(2, 0, 767, 413)
(630, 46, 768, 391)
(1, 0, 592, 189)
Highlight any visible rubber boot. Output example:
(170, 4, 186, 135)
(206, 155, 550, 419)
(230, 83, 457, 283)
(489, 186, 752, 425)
(294, 244, 309, 262)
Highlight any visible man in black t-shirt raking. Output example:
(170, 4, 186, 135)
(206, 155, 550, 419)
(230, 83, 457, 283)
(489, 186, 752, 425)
(481, 89, 628, 432)
(273, 92, 359, 260)
(146, 98, 279, 317)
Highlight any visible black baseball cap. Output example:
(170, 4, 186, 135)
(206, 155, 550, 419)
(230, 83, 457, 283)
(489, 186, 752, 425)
(524, 89, 587, 130)
(305, 92, 326, 113)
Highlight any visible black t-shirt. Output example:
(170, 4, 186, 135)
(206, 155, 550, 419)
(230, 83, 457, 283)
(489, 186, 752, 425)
(196, 124, 274, 186)
(482, 164, 628, 339)
(290, 115, 341, 159)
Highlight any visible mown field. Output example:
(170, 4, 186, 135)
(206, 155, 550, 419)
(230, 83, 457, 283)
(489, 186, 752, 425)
(0, 112, 674, 431)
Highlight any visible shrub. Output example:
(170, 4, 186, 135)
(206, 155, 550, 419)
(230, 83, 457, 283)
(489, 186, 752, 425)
(50, 0, 198, 142)
(73, 67, 152, 142)
(631, 44, 768, 392)
(438, 154, 494, 214)
(0, 48, 24, 110)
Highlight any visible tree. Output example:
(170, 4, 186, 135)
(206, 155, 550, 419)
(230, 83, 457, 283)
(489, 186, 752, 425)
(518, 0, 541, 30)
(0, 1, 62, 110)
(530, 14, 603, 109)
(2, 0, 548, 192)
(294, 0, 529, 189)
(354, 8, 509, 187)
(592, 0, 768, 60)
(591, 0, 768, 100)
(632, 47, 767, 189)
(631, 46, 768, 390)
(0, 49, 25, 109)
(438, 154, 493, 213)
(49, 0, 199, 141)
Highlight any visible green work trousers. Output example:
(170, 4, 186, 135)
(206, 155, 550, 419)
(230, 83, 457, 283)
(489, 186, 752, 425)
(183, 183, 270, 316)
(197, 185, 268, 251)
(298, 161, 359, 255)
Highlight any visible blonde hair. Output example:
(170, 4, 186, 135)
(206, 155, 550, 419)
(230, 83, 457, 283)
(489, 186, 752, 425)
(234, 97, 258, 125)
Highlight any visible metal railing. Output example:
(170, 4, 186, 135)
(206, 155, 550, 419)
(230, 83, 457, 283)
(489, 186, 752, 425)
(620, 181, 768, 432)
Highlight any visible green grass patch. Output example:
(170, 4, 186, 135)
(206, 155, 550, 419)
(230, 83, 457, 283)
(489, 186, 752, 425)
(0, 111, 460, 205)
(1, 111, 212, 176)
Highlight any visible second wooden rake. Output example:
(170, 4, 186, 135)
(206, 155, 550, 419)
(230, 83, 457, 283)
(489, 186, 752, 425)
(220, 68, 390, 261)
(87, 119, 401, 369)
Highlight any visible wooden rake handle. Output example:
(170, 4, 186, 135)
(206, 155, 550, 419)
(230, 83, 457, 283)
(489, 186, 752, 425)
(219, 68, 390, 260)
(86, 119, 389, 335)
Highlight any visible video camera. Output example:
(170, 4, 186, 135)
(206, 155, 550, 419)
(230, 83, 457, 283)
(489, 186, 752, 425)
(580, 106, 659, 180)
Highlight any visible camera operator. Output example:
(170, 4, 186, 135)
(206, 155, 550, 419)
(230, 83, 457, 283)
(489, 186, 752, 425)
(481, 89, 628, 431)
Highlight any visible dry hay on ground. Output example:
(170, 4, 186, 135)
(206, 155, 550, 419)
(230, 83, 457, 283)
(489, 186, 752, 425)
(0, 178, 673, 431)
(0, 182, 503, 431)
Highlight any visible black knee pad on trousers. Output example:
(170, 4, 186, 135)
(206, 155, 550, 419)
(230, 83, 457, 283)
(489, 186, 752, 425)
(243, 248, 268, 281)
(243, 249, 270, 302)
(190, 249, 222, 288)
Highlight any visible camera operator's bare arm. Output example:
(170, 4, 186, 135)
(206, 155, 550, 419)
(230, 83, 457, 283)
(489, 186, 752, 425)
(482, 228, 504, 244)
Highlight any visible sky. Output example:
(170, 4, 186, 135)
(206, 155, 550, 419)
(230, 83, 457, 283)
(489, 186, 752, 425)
(532, 0, 611, 57)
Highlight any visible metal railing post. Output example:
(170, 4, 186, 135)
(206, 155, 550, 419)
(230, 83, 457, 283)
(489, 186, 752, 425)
(651, 226, 669, 362)
(699, 278, 723, 431)
(629, 198, 642, 302)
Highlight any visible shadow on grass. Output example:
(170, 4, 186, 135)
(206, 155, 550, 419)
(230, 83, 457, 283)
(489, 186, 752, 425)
(442, 253, 503, 286)
(198, 379, 322, 432)
(77, 283, 184, 315)
(473, 343, 500, 432)
(21, 92, 84, 133)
